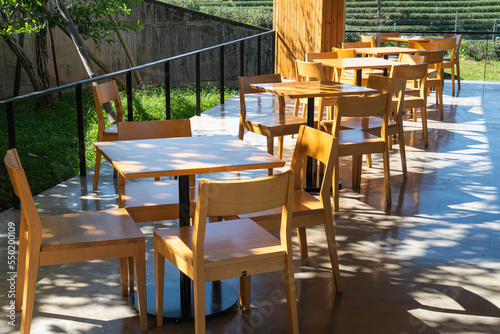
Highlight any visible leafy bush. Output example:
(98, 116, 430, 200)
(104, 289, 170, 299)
(461, 40, 500, 61)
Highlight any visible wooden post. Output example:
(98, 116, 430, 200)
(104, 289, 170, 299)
(273, 0, 345, 80)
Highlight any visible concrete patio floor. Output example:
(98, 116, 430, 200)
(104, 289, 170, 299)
(1, 79, 499, 333)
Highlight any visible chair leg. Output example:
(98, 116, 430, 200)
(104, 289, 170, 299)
(451, 63, 455, 96)
(324, 220, 342, 293)
(128, 257, 135, 294)
(155, 238, 165, 327)
(437, 86, 444, 120)
(134, 243, 148, 332)
(397, 126, 408, 179)
(296, 227, 309, 265)
(119, 257, 129, 295)
(332, 157, 340, 212)
(383, 147, 392, 206)
(412, 108, 418, 122)
(193, 276, 206, 334)
(277, 136, 284, 160)
(421, 105, 429, 147)
(15, 222, 27, 312)
(239, 276, 251, 310)
(266, 135, 274, 176)
(352, 155, 362, 188)
(366, 154, 373, 168)
(20, 243, 41, 334)
(456, 61, 461, 90)
(284, 255, 299, 333)
(93, 151, 102, 191)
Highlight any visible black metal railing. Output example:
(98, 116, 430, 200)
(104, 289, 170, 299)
(0, 30, 275, 178)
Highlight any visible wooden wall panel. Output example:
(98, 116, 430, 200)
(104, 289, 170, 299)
(274, 0, 345, 80)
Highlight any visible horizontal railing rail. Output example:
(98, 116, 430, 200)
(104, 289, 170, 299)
(1, 30, 276, 180)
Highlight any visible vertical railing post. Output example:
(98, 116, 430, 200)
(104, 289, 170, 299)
(257, 35, 262, 75)
(165, 61, 171, 119)
(76, 84, 86, 177)
(196, 53, 201, 116)
(220, 46, 225, 104)
(272, 32, 276, 74)
(126, 72, 133, 121)
(240, 40, 245, 77)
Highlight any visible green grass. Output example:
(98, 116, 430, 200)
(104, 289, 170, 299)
(457, 59, 500, 81)
(0, 84, 238, 213)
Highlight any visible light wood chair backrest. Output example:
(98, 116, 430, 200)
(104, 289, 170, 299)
(408, 41, 439, 51)
(4, 149, 42, 245)
(342, 42, 372, 49)
(332, 47, 357, 58)
(295, 60, 325, 82)
(305, 51, 337, 62)
(367, 75, 406, 119)
(360, 35, 376, 47)
(332, 93, 392, 138)
(398, 53, 427, 64)
(443, 33, 462, 60)
(192, 170, 295, 260)
(390, 63, 429, 96)
(117, 119, 192, 140)
(430, 37, 456, 58)
(238, 73, 282, 120)
(291, 125, 338, 198)
(92, 81, 125, 140)
(377, 32, 401, 47)
(416, 50, 445, 76)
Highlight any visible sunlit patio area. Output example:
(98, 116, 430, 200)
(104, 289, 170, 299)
(1, 79, 499, 333)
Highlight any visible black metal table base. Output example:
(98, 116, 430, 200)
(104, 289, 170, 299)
(133, 279, 238, 319)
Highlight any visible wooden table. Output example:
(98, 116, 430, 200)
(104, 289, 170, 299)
(385, 36, 432, 43)
(95, 135, 285, 318)
(353, 46, 419, 59)
(315, 57, 405, 86)
(250, 81, 376, 191)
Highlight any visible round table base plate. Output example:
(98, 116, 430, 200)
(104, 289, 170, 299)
(133, 279, 238, 319)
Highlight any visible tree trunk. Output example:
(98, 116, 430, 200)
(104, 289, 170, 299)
(13, 34, 25, 97)
(35, 27, 55, 108)
(2, 34, 45, 93)
(55, 0, 117, 122)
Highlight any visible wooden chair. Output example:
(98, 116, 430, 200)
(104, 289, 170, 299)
(398, 53, 427, 65)
(325, 93, 393, 206)
(117, 119, 196, 223)
(408, 41, 439, 51)
(342, 41, 373, 50)
(234, 125, 342, 292)
(390, 63, 430, 146)
(333, 75, 408, 178)
(430, 37, 457, 94)
(238, 74, 307, 174)
(377, 32, 401, 47)
(360, 35, 376, 47)
(444, 33, 462, 92)
(4, 148, 147, 334)
(294, 59, 336, 126)
(92, 80, 124, 191)
(417, 50, 446, 119)
(332, 47, 372, 85)
(154, 171, 299, 333)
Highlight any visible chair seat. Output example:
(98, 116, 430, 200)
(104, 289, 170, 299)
(121, 180, 197, 222)
(154, 219, 284, 266)
(244, 114, 308, 137)
(341, 117, 400, 134)
(104, 123, 118, 134)
(41, 208, 144, 251)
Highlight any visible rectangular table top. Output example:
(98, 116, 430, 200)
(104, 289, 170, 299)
(353, 47, 419, 56)
(94, 135, 285, 180)
(385, 36, 432, 42)
(315, 57, 405, 70)
(250, 81, 377, 99)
